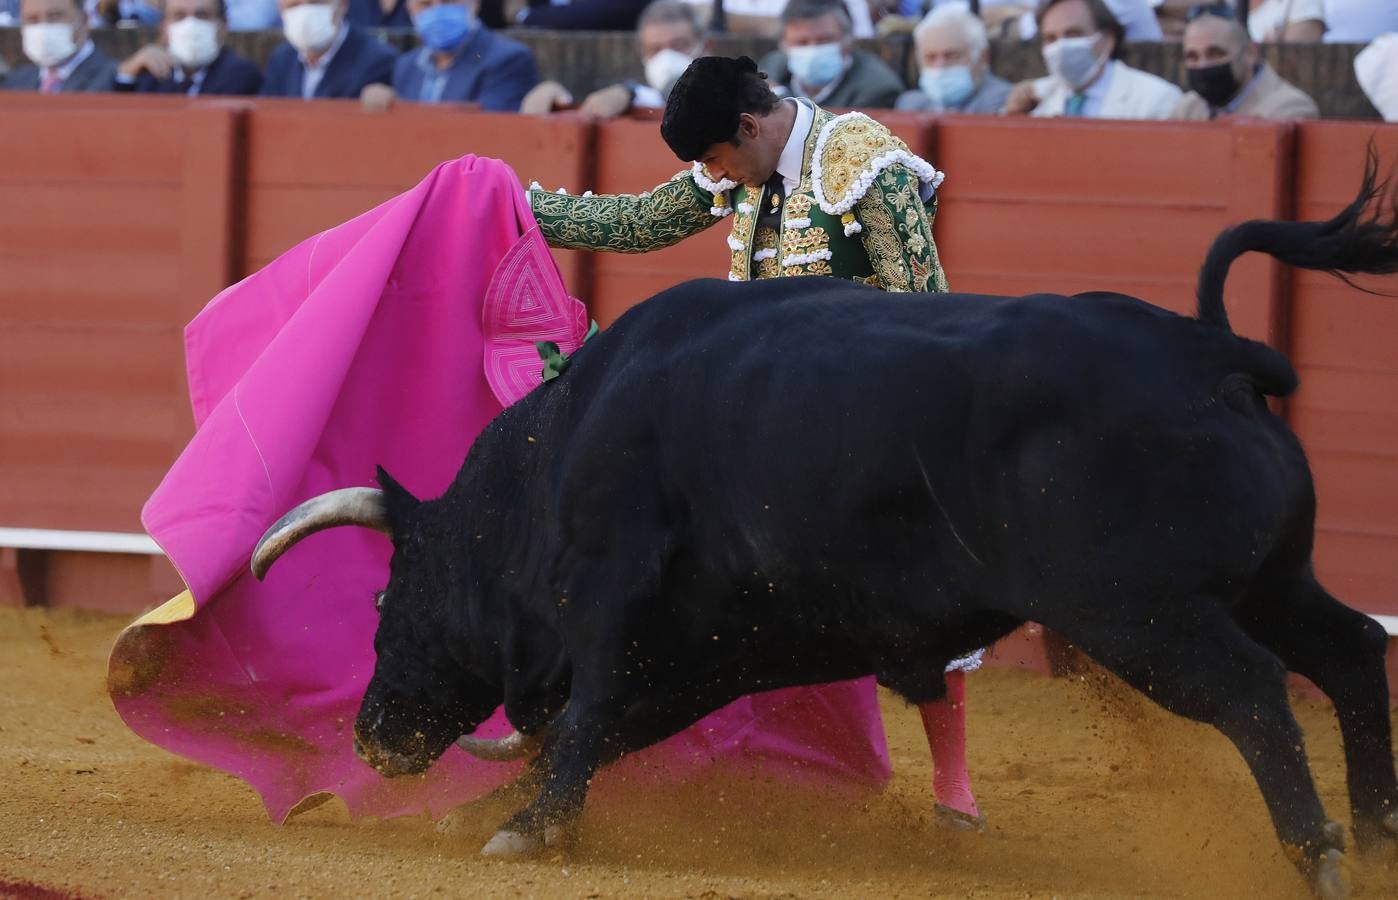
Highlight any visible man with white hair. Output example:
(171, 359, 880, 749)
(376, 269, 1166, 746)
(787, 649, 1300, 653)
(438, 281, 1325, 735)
(1169, 4, 1317, 120)
(896, 3, 1012, 113)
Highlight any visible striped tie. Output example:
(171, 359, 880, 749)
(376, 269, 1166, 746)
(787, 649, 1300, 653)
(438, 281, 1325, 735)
(39, 70, 61, 94)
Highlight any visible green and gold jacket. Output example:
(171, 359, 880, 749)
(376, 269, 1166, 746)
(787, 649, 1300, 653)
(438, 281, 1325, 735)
(528, 104, 949, 293)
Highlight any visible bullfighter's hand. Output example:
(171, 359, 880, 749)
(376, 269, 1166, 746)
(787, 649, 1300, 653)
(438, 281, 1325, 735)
(118, 44, 177, 81)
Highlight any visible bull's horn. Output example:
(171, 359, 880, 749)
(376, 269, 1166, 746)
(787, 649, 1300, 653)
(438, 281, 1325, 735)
(456, 730, 543, 762)
(251, 487, 390, 580)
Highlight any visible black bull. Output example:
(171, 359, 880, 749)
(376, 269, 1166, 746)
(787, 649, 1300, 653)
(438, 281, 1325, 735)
(253, 161, 1398, 897)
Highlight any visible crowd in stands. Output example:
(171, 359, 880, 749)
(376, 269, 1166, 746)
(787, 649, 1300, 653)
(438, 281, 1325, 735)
(0, 0, 1394, 120)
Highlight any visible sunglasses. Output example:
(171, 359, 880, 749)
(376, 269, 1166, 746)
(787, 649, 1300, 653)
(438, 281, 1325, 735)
(1186, 2, 1240, 21)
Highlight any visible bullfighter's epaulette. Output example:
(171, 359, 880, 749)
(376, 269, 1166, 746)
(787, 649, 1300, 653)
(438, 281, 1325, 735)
(811, 112, 946, 222)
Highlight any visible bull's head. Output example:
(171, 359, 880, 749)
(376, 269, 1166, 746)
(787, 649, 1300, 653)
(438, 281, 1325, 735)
(251, 467, 518, 777)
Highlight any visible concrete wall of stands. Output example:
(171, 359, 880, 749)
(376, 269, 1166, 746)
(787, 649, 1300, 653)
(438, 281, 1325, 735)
(0, 96, 1394, 682)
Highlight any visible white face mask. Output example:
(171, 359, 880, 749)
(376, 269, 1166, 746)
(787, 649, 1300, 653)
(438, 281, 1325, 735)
(1042, 33, 1105, 91)
(644, 47, 693, 94)
(283, 2, 339, 54)
(22, 22, 77, 69)
(167, 17, 221, 70)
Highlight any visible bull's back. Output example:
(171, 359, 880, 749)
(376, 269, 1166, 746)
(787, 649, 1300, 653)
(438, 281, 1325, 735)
(546, 280, 1309, 597)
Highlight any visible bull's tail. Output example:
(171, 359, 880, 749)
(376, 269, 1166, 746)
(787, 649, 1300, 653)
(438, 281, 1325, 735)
(1197, 144, 1398, 332)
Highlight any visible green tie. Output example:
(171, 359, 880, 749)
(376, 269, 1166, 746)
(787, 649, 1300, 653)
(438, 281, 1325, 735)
(1065, 93, 1087, 117)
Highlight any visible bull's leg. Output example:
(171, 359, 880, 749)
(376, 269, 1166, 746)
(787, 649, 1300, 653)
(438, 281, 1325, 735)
(479, 701, 613, 855)
(1235, 575, 1398, 850)
(1049, 607, 1347, 899)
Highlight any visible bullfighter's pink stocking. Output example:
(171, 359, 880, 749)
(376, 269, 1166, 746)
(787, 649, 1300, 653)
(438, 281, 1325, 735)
(918, 669, 980, 820)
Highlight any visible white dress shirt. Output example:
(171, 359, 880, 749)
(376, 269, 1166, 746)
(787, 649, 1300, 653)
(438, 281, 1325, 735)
(774, 97, 814, 195)
(299, 23, 349, 100)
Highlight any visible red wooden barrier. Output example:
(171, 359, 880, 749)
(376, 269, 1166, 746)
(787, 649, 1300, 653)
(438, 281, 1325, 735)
(1289, 123, 1398, 618)
(240, 99, 593, 299)
(1, 94, 1395, 630)
(932, 116, 1288, 346)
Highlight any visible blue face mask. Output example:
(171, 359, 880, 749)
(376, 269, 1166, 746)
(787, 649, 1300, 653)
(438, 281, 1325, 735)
(786, 42, 844, 89)
(415, 3, 474, 53)
(918, 65, 975, 109)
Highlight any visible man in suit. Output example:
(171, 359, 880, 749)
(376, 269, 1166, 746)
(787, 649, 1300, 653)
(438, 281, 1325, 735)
(520, 0, 705, 119)
(1170, 5, 1319, 120)
(361, 0, 536, 112)
(1005, 0, 1180, 120)
(513, 0, 648, 29)
(114, 0, 262, 96)
(758, 0, 904, 109)
(3, 0, 116, 92)
(261, 0, 396, 99)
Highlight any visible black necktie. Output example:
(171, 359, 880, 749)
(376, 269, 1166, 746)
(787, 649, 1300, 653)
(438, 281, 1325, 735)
(757, 171, 784, 233)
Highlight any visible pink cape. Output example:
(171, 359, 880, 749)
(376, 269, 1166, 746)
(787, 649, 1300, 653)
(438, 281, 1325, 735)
(108, 155, 890, 823)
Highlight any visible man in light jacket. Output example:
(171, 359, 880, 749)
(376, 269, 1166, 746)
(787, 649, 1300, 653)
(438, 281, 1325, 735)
(1005, 0, 1180, 120)
(1170, 6, 1319, 120)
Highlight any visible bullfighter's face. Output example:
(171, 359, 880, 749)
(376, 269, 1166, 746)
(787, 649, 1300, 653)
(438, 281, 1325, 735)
(351, 485, 501, 777)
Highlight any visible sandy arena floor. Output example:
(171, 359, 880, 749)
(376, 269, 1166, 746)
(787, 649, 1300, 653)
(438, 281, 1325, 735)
(1, 607, 1394, 899)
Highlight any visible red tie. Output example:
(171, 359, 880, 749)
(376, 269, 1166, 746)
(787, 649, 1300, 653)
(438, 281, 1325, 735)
(39, 70, 61, 94)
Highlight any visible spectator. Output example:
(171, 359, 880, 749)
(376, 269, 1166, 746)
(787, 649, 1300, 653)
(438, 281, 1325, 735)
(3, 0, 116, 92)
(1355, 32, 1398, 121)
(87, 0, 162, 26)
(758, 0, 905, 108)
(261, 0, 396, 99)
(224, 0, 279, 28)
(513, 0, 650, 30)
(1321, 0, 1398, 44)
(347, 0, 409, 27)
(114, 0, 263, 96)
(520, 0, 706, 118)
(896, 3, 1012, 112)
(1170, 4, 1317, 118)
(1005, 0, 1180, 118)
(676, 0, 874, 37)
(1014, 0, 1162, 41)
(1246, 0, 1324, 43)
(361, 0, 536, 111)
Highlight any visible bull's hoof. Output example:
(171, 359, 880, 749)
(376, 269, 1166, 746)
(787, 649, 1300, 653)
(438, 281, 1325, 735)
(480, 828, 544, 857)
(1313, 848, 1349, 900)
(544, 822, 579, 849)
(934, 803, 987, 833)
(1321, 820, 1347, 853)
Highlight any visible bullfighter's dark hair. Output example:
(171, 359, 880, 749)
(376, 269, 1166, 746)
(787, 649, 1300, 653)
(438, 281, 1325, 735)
(1035, 0, 1126, 60)
(660, 56, 780, 162)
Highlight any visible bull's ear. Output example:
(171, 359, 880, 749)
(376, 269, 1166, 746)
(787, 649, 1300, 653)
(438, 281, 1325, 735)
(376, 465, 420, 526)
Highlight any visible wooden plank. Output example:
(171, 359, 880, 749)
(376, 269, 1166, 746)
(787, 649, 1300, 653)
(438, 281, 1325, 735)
(937, 203, 1234, 282)
(0, 328, 176, 397)
(1290, 367, 1398, 455)
(1222, 122, 1290, 347)
(1290, 280, 1398, 373)
(0, 184, 179, 249)
(1307, 450, 1398, 538)
(245, 100, 589, 191)
(1312, 529, 1398, 617)
(0, 107, 185, 184)
(0, 250, 179, 325)
(241, 185, 403, 266)
(934, 118, 1236, 206)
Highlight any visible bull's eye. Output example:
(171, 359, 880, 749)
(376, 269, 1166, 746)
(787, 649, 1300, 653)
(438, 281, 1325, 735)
(374, 590, 386, 613)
